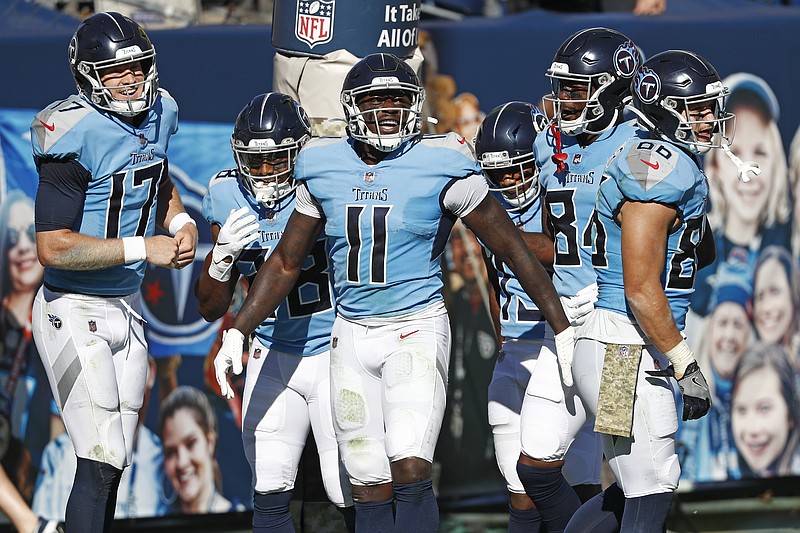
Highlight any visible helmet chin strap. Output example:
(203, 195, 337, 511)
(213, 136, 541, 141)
(720, 143, 761, 183)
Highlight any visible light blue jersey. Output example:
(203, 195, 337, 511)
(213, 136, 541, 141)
(202, 170, 334, 356)
(535, 120, 640, 298)
(295, 134, 483, 319)
(31, 92, 178, 296)
(593, 136, 710, 329)
(486, 196, 546, 341)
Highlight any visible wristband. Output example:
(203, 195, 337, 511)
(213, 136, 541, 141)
(122, 237, 147, 264)
(169, 212, 196, 236)
(208, 249, 235, 282)
(664, 339, 694, 378)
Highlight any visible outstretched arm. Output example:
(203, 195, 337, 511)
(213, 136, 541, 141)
(462, 194, 569, 334)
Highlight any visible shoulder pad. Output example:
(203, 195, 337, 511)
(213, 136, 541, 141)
(32, 95, 92, 156)
(208, 168, 239, 188)
(419, 132, 477, 160)
(302, 136, 345, 151)
(622, 139, 682, 192)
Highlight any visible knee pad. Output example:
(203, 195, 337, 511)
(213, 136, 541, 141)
(519, 400, 572, 462)
(341, 437, 392, 486)
(491, 428, 524, 493)
(248, 439, 296, 494)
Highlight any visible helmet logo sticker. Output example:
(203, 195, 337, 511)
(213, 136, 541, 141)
(296, 0, 335, 48)
(68, 37, 77, 65)
(635, 67, 660, 104)
(614, 42, 640, 79)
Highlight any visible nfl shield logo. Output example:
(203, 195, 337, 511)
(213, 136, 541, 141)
(88, 320, 97, 332)
(364, 171, 375, 183)
(573, 153, 582, 165)
(296, 0, 335, 48)
(253, 348, 262, 360)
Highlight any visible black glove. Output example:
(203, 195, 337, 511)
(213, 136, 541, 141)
(646, 361, 712, 421)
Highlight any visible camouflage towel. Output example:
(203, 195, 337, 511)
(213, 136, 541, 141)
(594, 343, 643, 437)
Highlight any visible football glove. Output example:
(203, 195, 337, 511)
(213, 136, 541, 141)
(646, 361, 712, 421)
(554, 325, 576, 387)
(559, 283, 598, 327)
(208, 206, 260, 282)
(214, 328, 245, 400)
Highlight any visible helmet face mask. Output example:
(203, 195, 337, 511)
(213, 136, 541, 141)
(474, 101, 542, 212)
(545, 69, 618, 136)
(69, 12, 158, 117)
(483, 155, 540, 211)
(633, 52, 736, 155)
(341, 54, 425, 152)
(231, 93, 311, 208)
(544, 28, 640, 136)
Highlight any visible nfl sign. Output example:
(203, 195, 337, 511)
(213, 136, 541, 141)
(296, 0, 335, 48)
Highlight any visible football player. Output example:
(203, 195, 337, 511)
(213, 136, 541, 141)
(30, 12, 197, 532)
(516, 27, 642, 533)
(197, 92, 354, 532)
(213, 53, 573, 532)
(568, 50, 722, 532)
(476, 101, 608, 533)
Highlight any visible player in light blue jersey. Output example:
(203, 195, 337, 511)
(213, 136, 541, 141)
(474, 101, 551, 533)
(29, 12, 198, 533)
(517, 28, 642, 533)
(198, 92, 353, 532)
(213, 53, 572, 533)
(567, 50, 724, 532)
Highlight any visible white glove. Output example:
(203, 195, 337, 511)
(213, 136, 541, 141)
(208, 207, 260, 282)
(554, 325, 576, 387)
(560, 283, 598, 327)
(214, 328, 245, 399)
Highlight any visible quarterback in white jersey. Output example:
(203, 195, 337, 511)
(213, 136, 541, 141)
(212, 53, 573, 533)
(199, 93, 353, 531)
(30, 12, 197, 533)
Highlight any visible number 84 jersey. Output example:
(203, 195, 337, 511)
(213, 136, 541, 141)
(593, 137, 710, 330)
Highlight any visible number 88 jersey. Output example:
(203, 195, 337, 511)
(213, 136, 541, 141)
(202, 170, 335, 356)
(592, 137, 710, 330)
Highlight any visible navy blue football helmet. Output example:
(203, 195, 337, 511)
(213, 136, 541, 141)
(68, 11, 158, 116)
(340, 53, 425, 152)
(544, 27, 640, 135)
(231, 92, 311, 208)
(474, 102, 543, 212)
(631, 50, 734, 155)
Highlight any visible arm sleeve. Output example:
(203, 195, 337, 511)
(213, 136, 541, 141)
(443, 173, 490, 218)
(35, 159, 90, 232)
(294, 181, 324, 218)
